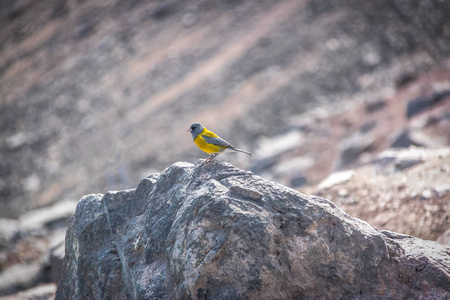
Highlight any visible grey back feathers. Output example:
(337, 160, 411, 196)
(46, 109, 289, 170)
(203, 135, 233, 148)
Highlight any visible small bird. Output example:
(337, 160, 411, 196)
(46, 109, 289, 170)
(187, 122, 252, 164)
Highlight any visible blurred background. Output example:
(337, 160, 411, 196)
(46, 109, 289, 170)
(0, 0, 449, 298)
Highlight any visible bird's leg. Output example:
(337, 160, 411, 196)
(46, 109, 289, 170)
(203, 153, 218, 164)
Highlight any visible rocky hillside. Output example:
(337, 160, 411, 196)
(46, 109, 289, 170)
(1, 0, 450, 298)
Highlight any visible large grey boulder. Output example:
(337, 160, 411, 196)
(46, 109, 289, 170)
(56, 161, 450, 299)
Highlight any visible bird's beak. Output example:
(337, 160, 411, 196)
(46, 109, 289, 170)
(187, 128, 192, 132)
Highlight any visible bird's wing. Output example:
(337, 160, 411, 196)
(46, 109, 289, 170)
(202, 130, 232, 147)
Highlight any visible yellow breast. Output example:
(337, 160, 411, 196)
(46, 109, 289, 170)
(194, 130, 226, 154)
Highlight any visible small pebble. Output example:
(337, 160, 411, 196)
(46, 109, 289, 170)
(421, 189, 433, 199)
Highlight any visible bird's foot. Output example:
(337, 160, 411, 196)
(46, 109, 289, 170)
(202, 154, 218, 165)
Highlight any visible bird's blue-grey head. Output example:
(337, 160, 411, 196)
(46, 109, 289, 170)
(187, 122, 204, 140)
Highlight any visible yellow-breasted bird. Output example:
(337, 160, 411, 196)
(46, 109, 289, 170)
(187, 122, 252, 163)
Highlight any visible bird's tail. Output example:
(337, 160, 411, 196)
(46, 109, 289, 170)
(230, 147, 253, 155)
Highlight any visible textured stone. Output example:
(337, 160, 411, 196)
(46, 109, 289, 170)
(0, 283, 56, 300)
(336, 132, 375, 169)
(19, 200, 77, 232)
(406, 90, 450, 118)
(0, 218, 19, 248)
(56, 161, 450, 299)
(317, 170, 355, 190)
(437, 229, 450, 246)
(0, 263, 42, 295)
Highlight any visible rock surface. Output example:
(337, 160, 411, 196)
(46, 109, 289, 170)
(0, 283, 56, 300)
(0, 200, 76, 296)
(313, 147, 450, 242)
(251, 73, 450, 189)
(57, 161, 450, 299)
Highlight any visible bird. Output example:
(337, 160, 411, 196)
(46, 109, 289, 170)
(187, 122, 252, 164)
